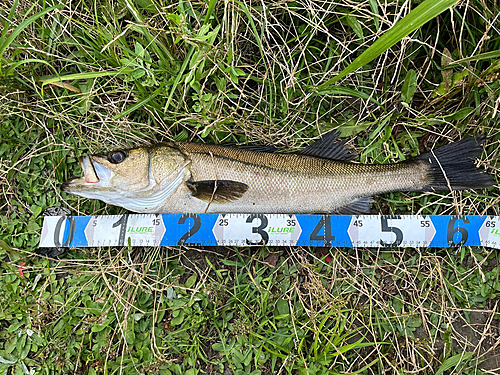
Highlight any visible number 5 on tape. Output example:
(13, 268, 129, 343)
(347, 215, 436, 247)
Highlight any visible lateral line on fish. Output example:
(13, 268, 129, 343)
(186, 150, 287, 172)
(183, 149, 345, 174)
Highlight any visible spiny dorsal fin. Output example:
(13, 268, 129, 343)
(188, 180, 249, 203)
(298, 131, 357, 161)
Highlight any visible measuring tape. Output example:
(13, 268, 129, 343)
(39, 214, 500, 249)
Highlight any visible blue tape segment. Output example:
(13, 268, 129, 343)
(428, 215, 485, 247)
(160, 213, 218, 246)
(69, 216, 91, 247)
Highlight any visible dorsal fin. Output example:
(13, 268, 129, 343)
(298, 131, 357, 161)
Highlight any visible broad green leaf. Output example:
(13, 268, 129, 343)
(211, 343, 226, 352)
(170, 310, 185, 326)
(345, 15, 364, 41)
(401, 69, 417, 103)
(185, 274, 197, 288)
(337, 121, 371, 137)
(91, 324, 107, 333)
(274, 299, 290, 316)
(407, 316, 422, 328)
(318, 0, 459, 89)
(369, 0, 380, 30)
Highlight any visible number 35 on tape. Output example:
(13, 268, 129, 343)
(39, 214, 500, 249)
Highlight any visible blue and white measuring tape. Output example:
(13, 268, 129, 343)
(39, 214, 500, 249)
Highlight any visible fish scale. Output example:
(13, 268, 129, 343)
(181, 143, 427, 213)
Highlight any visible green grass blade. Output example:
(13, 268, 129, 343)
(204, 0, 218, 24)
(435, 352, 474, 375)
(369, 0, 380, 31)
(5, 59, 57, 76)
(317, 0, 459, 89)
(164, 0, 219, 111)
(164, 46, 195, 111)
(314, 86, 381, 106)
(114, 81, 168, 120)
(39, 69, 133, 87)
(0, 4, 63, 59)
(234, 1, 265, 62)
(447, 49, 500, 67)
(0, 0, 20, 43)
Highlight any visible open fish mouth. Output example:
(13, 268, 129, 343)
(62, 156, 112, 191)
(82, 156, 100, 183)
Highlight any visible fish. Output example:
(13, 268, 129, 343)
(61, 132, 495, 214)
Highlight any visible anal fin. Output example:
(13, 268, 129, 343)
(335, 197, 373, 214)
(188, 180, 249, 203)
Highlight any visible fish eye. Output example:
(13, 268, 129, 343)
(108, 151, 126, 164)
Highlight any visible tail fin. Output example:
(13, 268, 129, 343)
(413, 136, 495, 191)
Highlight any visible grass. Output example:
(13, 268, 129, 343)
(1, 0, 500, 373)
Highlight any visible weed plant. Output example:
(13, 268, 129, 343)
(1, 0, 499, 373)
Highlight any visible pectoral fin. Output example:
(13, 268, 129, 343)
(187, 180, 249, 203)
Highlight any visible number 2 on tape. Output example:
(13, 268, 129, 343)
(177, 214, 201, 245)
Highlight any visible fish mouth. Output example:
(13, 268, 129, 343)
(82, 156, 100, 183)
(62, 156, 111, 191)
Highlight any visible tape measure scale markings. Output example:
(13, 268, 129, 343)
(38, 214, 500, 249)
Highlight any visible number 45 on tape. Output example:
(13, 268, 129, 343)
(39, 214, 500, 249)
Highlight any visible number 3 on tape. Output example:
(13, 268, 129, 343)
(212, 214, 301, 246)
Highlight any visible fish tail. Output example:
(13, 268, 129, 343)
(413, 136, 495, 191)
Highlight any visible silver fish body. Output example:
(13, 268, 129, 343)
(62, 133, 495, 214)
